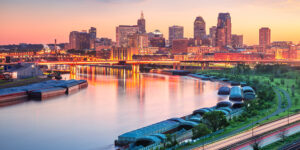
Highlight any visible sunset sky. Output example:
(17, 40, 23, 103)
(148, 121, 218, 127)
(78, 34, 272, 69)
(1, 0, 300, 45)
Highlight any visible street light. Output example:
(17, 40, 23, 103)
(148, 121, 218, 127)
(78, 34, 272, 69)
(248, 103, 254, 137)
(287, 108, 290, 125)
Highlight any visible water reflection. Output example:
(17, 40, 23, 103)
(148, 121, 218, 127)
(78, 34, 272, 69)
(0, 65, 227, 150)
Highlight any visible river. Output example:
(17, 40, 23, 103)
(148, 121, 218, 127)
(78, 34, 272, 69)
(0, 66, 228, 150)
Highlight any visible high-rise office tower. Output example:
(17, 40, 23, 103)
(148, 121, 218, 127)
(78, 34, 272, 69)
(137, 11, 146, 34)
(259, 27, 271, 47)
(194, 16, 206, 40)
(69, 31, 78, 49)
(169, 25, 184, 46)
(209, 26, 217, 47)
(216, 13, 231, 48)
(89, 27, 96, 39)
(89, 27, 97, 49)
(116, 25, 139, 47)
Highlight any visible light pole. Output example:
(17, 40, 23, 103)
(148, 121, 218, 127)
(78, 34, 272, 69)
(252, 118, 254, 137)
(287, 108, 290, 125)
(248, 103, 254, 137)
(202, 136, 205, 150)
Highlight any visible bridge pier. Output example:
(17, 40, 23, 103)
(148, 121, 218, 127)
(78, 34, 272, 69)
(173, 63, 181, 70)
(200, 62, 209, 70)
(132, 64, 140, 73)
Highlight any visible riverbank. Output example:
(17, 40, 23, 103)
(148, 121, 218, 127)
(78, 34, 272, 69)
(177, 64, 299, 149)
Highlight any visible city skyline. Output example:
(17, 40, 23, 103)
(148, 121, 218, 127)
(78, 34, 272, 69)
(1, 0, 300, 45)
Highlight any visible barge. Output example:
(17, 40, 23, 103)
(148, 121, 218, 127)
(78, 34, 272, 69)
(0, 79, 88, 105)
(150, 69, 190, 76)
(0, 90, 28, 104)
(30, 87, 66, 100)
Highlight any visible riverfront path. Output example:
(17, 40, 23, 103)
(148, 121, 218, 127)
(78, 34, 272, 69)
(182, 87, 292, 150)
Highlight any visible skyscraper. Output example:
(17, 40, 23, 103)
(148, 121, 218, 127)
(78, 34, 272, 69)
(209, 26, 217, 47)
(116, 25, 139, 47)
(89, 27, 96, 39)
(137, 11, 146, 34)
(89, 27, 97, 49)
(194, 16, 206, 40)
(216, 13, 231, 48)
(169, 25, 184, 46)
(259, 27, 271, 47)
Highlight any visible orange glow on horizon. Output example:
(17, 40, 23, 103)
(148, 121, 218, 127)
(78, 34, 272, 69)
(1, 0, 300, 45)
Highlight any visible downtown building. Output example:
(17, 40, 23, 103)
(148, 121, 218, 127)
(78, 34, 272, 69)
(172, 39, 189, 54)
(216, 13, 232, 48)
(169, 25, 184, 46)
(111, 47, 139, 61)
(69, 27, 97, 50)
(137, 12, 146, 34)
(259, 27, 271, 47)
(194, 16, 206, 41)
(89, 27, 97, 49)
(116, 12, 147, 47)
(209, 26, 217, 47)
(116, 25, 139, 47)
(231, 34, 243, 49)
(128, 33, 149, 54)
(113, 12, 148, 60)
(148, 30, 165, 48)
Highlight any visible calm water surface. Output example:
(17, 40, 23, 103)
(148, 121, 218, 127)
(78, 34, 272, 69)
(0, 66, 228, 150)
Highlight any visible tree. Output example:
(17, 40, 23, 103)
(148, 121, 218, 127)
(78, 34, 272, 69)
(192, 123, 211, 139)
(296, 98, 299, 106)
(251, 139, 262, 150)
(292, 85, 295, 97)
(203, 111, 229, 132)
(278, 129, 288, 142)
(270, 76, 274, 82)
(165, 134, 177, 148)
(281, 79, 285, 85)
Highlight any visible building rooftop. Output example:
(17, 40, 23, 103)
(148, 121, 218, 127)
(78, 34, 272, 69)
(119, 119, 180, 139)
